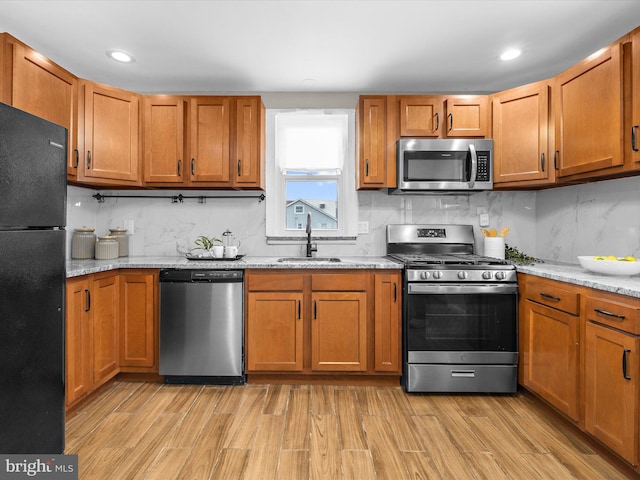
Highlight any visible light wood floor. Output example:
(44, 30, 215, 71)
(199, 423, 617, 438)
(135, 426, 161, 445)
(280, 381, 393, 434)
(66, 381, 634, 480)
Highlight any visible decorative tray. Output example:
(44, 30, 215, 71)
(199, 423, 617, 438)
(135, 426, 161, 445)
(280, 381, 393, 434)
(185, 254, 245, 261)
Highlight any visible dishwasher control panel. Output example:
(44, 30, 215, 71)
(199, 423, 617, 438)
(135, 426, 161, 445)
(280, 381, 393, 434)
(160, 269, 243, 282)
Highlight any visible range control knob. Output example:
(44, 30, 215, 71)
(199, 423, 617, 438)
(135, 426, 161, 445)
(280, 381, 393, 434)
(432, 271, 443, 280)
(457, 271, 468, 280)
(420, 271, 431, 280)
(482, 271, 493, 280)
(495, 271, 506, 280)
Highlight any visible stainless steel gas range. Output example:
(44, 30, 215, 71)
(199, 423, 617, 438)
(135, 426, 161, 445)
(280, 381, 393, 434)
(387, 224, 518, 394)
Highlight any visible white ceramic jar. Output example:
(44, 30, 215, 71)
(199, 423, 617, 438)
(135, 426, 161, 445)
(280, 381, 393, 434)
(71, 227, 96, 259)
(95, 236, 119, 260)
(109, 227, 129, 257)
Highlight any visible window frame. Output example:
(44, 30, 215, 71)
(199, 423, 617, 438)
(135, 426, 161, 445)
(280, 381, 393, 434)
(266, 108, 357, 241)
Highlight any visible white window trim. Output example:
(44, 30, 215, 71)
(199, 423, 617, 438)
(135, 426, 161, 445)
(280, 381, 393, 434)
(266, 108, 357, 242)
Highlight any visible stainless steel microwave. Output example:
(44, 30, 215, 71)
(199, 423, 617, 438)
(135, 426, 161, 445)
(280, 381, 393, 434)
(389, 138, 493, 194)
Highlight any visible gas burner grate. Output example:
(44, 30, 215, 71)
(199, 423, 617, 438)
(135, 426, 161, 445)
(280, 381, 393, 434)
(388, 253, 512, 267)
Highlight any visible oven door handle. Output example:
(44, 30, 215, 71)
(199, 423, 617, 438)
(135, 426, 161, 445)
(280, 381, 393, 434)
(407, 283, 518, 295)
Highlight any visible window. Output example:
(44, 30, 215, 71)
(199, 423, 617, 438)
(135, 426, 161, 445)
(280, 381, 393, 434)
(266, 109, 357, 240)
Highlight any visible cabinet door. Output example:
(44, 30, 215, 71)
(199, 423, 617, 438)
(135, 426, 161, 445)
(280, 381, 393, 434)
(119, 271, 157, 370)
(92, 274, 119, 387)
(522, 301, 579, 420)
(143, 96, 187, 185)
(246, 291, 303, 371)
(492, 82, 552, 185)
(630, 27, 640, 170)
(7, 39, 78, 178)
(444, 96, 489, 137)
(65, 277, 92, 406)
(80, 81, 140, 184)
(585, 321, 639, 465)
(554, 43, 624, 178)
(399, 96, 442, 137)
(232, 96, 264, 188)
(189, 96, 231, 184)
(358, 96, 388, 187)
(374, 272, 401, 373)
(311, 291, 367, 372)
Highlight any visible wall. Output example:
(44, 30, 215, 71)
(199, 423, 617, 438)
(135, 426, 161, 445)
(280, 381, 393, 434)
(536, 175, 640, 263)
(66, 185, 536, 258)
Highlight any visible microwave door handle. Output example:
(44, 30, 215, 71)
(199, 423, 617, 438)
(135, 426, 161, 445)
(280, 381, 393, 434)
(468, 143, 477, 188)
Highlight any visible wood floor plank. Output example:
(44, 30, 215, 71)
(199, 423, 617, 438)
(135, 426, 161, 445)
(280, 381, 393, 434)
(283, 387, 311, 450)
(70, 412, 133, 468)
(463, 452, 509, 480)
(378, 389, 425, 452)
(209, 448, 250, 480)
(214, 384, 245, 413)
(80, 446, 131, 480)
(142, 447, 191, 480)
(115, 382, 163, 413)
(167, 387, 223, 448)
(342, 450, 376, 480)
(335, 388, 367, 450)
(163, 384, 203, 413)
(311, 385, 335, 415)
(243, 415, 286, 480)
(426, 395, 488, 453)
(175, 413, 233, 480)
(277, 450, 309, 480)
(263, 384, 290, 415)
(223, 386, 267, 448)
(520, 452, 577, 480)
(402, 451, 443, 480)
(403, 392, 436, 416)
(354, 385, 385, 416)
(310, 414, 341, 480)
(362, 415, 409, 480)
(412, 415, 477, 479)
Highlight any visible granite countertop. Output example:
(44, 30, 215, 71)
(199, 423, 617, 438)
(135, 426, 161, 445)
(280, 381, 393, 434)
(66, 255, 403, 278)
(515, 261, 640, 299)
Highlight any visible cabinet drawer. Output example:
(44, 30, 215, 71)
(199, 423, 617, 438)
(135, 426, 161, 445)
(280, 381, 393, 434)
(246, 272, 304, 291)
(312, 272, 368, 291)
(585, 295, 640, 334)
(526, 279, 580, 315)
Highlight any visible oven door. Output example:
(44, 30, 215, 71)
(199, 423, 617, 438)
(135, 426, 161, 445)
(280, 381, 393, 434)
(405, 283, 518, 365)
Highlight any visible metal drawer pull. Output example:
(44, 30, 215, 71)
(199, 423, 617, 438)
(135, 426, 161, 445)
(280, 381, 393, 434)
(434, 112, 439, 132)
(594, 308, 626, 320)
(623, 349, 631, 380)
(632, 125, 639, 152)
(451, 370, 475, 378)
(540, 292, 561, 301)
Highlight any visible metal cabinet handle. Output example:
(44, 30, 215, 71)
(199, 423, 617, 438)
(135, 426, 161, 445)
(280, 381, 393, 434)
(85, 289, 91, 312)
(237, 159, 241, 177)
(554, 150, 559, 170)
(393, 282, 397, 303)
(623, 348, 631, 380)
(540, 292, 561, 301)
(297, 300, 301, 320)
(191, 158, 195, 176)
(177, 159, 182, 177)
(74, 149, 79, 168)
(434, 112, 439, 132)
(594, 308, 626, 320)
(313, 300, 317, 320)
(365, 159, 369, 177)
(87, 150, 91, 169)
(632, 126, 639, 152)
(448, 113, 453, 131)
(541, 152, 545, 172)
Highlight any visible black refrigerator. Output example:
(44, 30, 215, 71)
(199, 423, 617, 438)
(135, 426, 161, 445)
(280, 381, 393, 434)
(0, 102, 66, 453)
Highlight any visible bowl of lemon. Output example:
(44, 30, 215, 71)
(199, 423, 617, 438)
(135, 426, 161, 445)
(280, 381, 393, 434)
(578, 255, 640, 276)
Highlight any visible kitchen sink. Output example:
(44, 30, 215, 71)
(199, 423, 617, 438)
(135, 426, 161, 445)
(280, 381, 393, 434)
(276, 257, 341, 263)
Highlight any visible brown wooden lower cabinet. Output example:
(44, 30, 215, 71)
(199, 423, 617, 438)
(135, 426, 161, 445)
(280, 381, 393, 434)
(65, 269, 158, 408)
(519, 273, 640, 470)
(245, 269, 402, 377)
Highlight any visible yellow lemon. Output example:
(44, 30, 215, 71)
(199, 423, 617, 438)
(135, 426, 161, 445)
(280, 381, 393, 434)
(621, 256, 637, 262)
(604, 256, 619, 261)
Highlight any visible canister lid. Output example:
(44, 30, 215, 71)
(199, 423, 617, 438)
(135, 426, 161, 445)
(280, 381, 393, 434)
(109, 227, 128, 234)
(74, 227, 95, 232)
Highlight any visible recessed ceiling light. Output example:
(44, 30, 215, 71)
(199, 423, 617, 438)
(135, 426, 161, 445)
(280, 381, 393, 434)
(500, 49, 522, 61)
(106, 49, 136, 63)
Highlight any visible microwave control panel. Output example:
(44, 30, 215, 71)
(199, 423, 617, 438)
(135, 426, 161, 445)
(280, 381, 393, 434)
(476, 152, 491, 182)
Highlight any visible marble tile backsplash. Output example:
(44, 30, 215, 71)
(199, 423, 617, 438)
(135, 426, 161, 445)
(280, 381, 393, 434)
(66, 175, 639, 264)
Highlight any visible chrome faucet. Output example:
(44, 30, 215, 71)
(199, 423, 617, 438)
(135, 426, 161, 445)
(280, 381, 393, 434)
(306, 212, 317, 257)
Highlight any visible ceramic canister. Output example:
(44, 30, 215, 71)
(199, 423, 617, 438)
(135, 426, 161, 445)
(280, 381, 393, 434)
(71, 227, 96, 259)
(109, 227, 129, 257)
(95, 236, 119, 260)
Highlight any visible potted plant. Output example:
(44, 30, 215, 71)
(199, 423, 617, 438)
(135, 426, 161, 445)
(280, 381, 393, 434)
(192, 235, 222, 257)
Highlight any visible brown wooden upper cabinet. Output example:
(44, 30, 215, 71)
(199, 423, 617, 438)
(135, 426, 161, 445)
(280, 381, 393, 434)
(76, 80, 141, 186)
(357, 96, 393, 188)
(143, 96, 188, 186)
(443, 95, 489, 137)
(399, 96, 442, 137)
(0, 34, 79, 179)
(187, 96, 264, 189)
(628, 26, 640, 171)
(492, 80, 554, 187)
(554, 41, 625, 180)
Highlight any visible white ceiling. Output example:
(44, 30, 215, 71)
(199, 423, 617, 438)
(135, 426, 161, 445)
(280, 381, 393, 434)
(1, 0, 640, 95)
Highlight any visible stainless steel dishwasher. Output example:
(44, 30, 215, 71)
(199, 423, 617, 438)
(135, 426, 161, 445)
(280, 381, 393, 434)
(159, 269, 245, 384)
